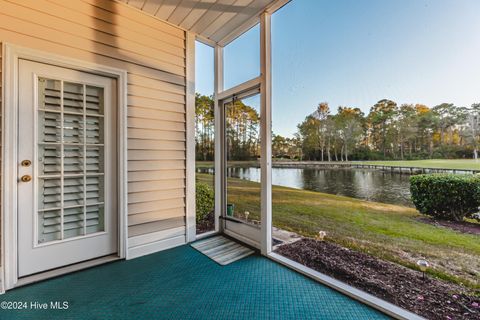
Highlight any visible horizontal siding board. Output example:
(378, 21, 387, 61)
(128, 107, 185, 123)
(0, 13, 185, 76)
(128, 188, 185, 204)
(128, 217, 185, 238)
(128, 198, 185, 215)
(127, 150, 185, 161)
(127, 128, 185, 141)
(49, 0, 185, 45)
(128, 208, 185, 225)
(128, 179, 185, 193)
(128, 226, 185, 248)
(0, 29, 183, 89)
(128, 118, 186, 132)
(128, 84, 185, 104)
(128, 69, 185, 87)
(128, 160, 185, 171)
(128, 73, 185, 95)
(2, 0, 185, 58)
(128, 96, 185, 113)
(127, 139, 185, 151)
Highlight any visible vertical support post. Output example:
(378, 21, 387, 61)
(185, 32, 196, 242)
(260, 12, 272, 255)
(214, 45, 224, 233)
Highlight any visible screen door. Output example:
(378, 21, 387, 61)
(222, 92, 262, 245)
(17, 59, 118, 277)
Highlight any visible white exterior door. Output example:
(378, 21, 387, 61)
(17, 60, 118, 277)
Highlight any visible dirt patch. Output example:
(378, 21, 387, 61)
(196, 211, 215, 234)
(276, 239, 479, 320)
(418, 217, 480, 235)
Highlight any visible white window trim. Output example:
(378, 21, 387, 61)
(214, 45, 224, 235)
(259, 12, 272, 255)
(1, 43, 128, 292)
(185, 32, 196, 242)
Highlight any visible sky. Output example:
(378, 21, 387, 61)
(196, 0, 480, 138)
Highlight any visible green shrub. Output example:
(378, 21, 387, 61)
(410, 174, 480, 221)
(196, 183, 214, 223)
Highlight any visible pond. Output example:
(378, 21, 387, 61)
(197, 166, 413, 207)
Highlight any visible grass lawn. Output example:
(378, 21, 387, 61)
(197, 173, 480, 290)
(357, 159, 480, 170)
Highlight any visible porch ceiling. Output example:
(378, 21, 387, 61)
(119, 0, 290, 45)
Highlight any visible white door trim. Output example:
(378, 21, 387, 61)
(1, 43, 128, 292)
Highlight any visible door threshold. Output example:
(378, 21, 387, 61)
(195, 230, 219, 241)
(15, 255, 120, 288)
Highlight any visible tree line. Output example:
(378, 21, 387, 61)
(195, 93, 480, 161)
(294, 100, 480, 161)
(195, 94, 260, 161)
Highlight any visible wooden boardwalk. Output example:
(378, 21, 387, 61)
(271, 161, 480, 175)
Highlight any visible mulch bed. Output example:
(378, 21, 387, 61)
(196, 211, 215, 234)
(418, 217, 480, 236)
(275, 239, 479, 320)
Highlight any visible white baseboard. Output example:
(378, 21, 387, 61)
(128, 227, 185, 248)
(127, 235, 186, 259)
(15, 255, 120, 289)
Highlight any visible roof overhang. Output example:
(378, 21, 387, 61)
(118, 0, 290, 46)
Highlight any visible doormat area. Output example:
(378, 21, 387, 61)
(191, 236, 254, 265)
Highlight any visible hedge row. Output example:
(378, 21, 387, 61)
(196, 183, 214, 223)
(410, 174, 480, 221)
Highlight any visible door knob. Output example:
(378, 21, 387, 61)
(20, 175, 32, 182)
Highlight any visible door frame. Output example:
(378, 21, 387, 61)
(217, 78, 263, 249)
(1, 43, 128, 291)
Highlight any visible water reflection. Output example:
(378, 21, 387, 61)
(198, 167, 413, 207)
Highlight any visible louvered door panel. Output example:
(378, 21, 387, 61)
(18, 60, 117, 277)
(37, 77, 106, 243)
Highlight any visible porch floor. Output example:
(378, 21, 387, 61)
(2, 244, 388, 319)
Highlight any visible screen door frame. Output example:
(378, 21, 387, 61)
(1, 43, 128, 291)
(217, 80, 263, 249)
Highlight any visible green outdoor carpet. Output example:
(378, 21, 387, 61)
(0, 245, 389, 320)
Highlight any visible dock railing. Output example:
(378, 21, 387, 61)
(271, 161, 480, 175)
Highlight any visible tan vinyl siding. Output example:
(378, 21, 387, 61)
(0, 0, 187, 252)
(128, 217, 185, 238)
